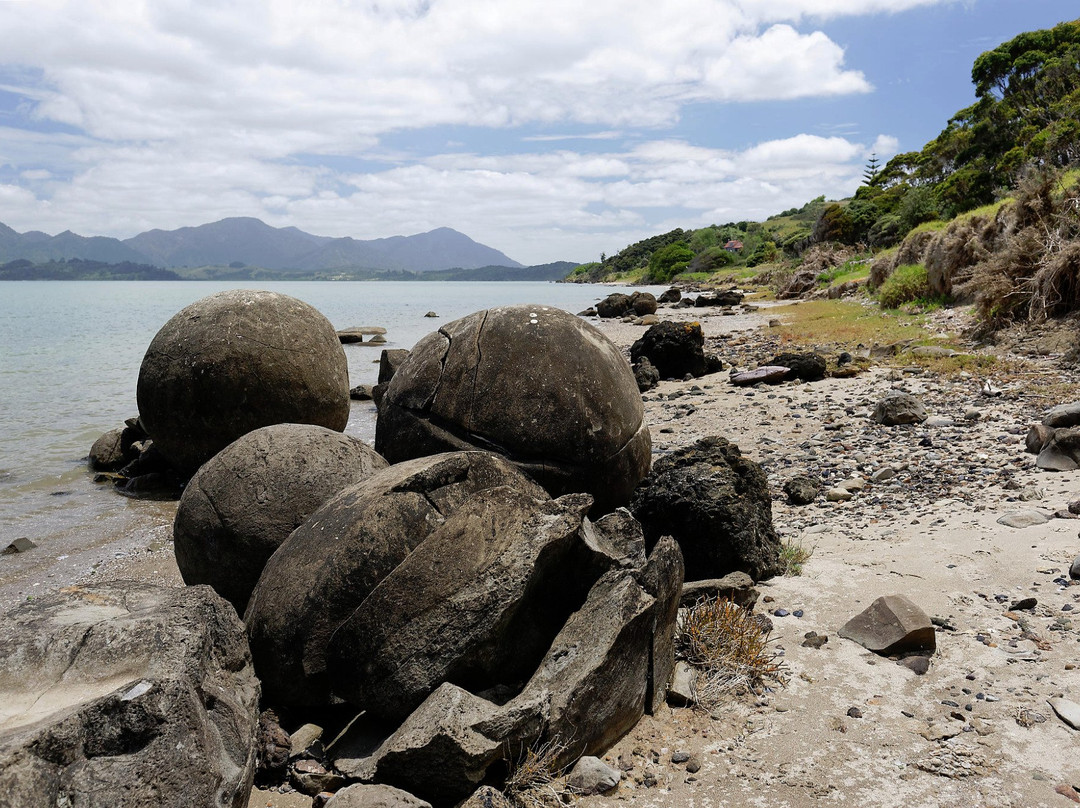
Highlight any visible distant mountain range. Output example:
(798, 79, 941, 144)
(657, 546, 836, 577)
(0, 217, 525, 273)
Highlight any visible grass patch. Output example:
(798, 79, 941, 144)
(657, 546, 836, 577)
(778, 539, 814, 576)
(908, 219, 950, 236)
(878, 263, 932, 309)
(676, 596, 786, 707)
(770, 299, 931, 349)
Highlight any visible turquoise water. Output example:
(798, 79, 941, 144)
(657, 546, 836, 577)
(0, 280, 649, 605)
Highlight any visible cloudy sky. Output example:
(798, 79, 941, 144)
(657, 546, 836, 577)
(0, 0, 1075, 265)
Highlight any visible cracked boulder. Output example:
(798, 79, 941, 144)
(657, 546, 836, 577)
(630, 436, 781, 581)
(373, 305, 650, 512)
(328, 492, 641, 722)
(137, 290, 350, 477)
(0, 582, 260, 808)
(244, 452, 548, 707)
(332, 534, 684, 805)
(173, 423, 388, 616)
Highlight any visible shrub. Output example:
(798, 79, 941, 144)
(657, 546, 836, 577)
(878, 263, 931, 309)
(676, 596, 786, 707)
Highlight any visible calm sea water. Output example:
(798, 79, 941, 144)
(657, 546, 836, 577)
(0, 280, 651, 607)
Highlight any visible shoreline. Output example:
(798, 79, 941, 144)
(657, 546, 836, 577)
(11, 298, 1080, 806)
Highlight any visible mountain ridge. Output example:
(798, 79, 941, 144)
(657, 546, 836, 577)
(0, 217, 524, 273)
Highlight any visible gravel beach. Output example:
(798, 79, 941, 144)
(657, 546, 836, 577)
(16, 298, 1080, 808)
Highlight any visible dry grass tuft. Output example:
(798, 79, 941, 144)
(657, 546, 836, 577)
(502, 736, 572, 808)
(676, 596, 787, 708)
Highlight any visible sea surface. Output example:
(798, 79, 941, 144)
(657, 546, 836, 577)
(0, 280, 654, 607)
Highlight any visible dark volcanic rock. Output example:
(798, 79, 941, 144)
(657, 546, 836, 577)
(630, 320, 706, 380)
(634, 356, 660, 392)
(783, 475, 820, 505)
(374, 305, 651, 513)
(173, 423, 388, 615)
(694, 290, 743, 307)
(244, 452, 548, 706)
(658, 287, 682, 304)
(0, 582, 260, 808)
(1043, 402, 1080, 428)
(1026, 423, 1056, 454)
(630, 436, 781, 581)
(137, 289, 350, 477)
(769, 352, 827, 382)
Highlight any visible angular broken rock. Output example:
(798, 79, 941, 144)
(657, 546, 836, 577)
(871, 392, 927, 426)
(1037, 426, 1080, 471)
(326, 490, 625, 721)
(0, 582, 260, 808)
(838, 594, 935, 655)
(333, 537, 683, 805)
(245, 451, 548, 707)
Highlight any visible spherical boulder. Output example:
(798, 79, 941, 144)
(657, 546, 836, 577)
(173, 424, 388, 615)
(137, 290, 350, 476)
(374, 305, 651, 512)
(244, 451, 548, 706)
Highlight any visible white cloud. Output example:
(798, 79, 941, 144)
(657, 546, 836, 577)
(0, 0, 955, 261)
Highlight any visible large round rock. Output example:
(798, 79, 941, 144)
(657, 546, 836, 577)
(374, 305, 650, 511)
(173, 424, 388, 616)
(137, 290, 350, 476)
(244, 451, 548, 706)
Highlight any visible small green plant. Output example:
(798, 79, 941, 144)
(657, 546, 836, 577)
(878, 263, 931, 309)
(676, 596, 787, 708)
(778, 539, 814, 576)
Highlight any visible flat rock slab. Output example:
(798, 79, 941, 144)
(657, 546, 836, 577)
(326, 783, 431, 807)
(838, 594, 936, 656)
(0, 582, 260, 808)
(730, 366, 789, 386)
(1048, 697, 1080, 730)
(996, 510, 1052, 528)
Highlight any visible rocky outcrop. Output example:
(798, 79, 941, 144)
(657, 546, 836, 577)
(0, 582, 260, 808)
(244, 452, 549, 706)
(137, 289, 350, 476)
(373, 305, 651, 512)
(630, 436, 781, 581)
(630, 320, 706, 380)
(633, 356, 660, 392)
(173, 423, 388, 615)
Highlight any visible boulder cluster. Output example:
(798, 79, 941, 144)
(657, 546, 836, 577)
(14, 293, 787, 807)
